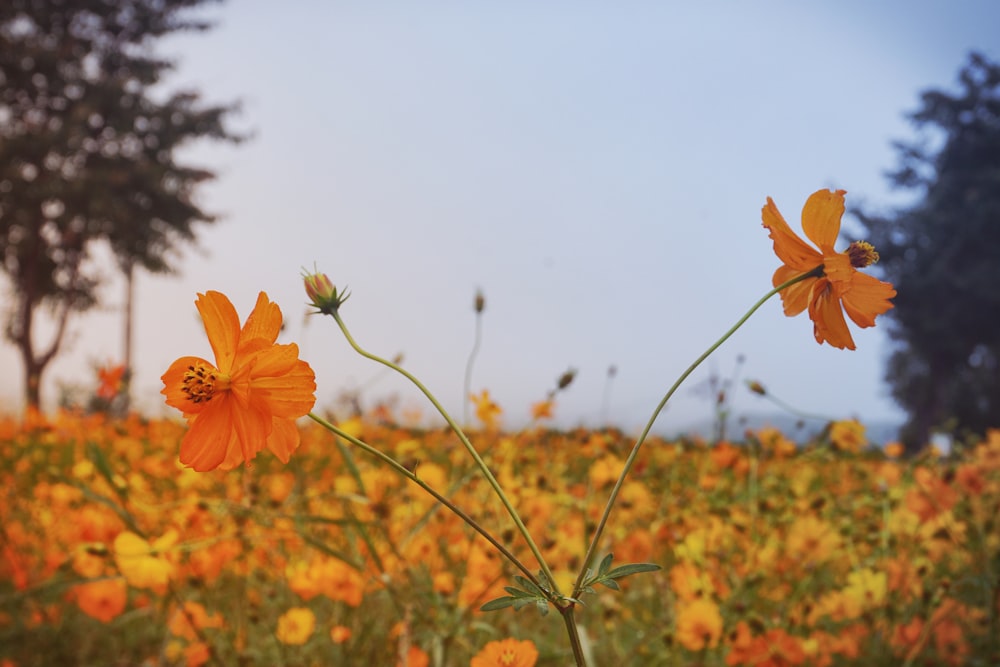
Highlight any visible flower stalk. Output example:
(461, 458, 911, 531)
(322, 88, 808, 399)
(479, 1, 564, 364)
(306, 412, 546, 590)
(327, 309, 561, 596)
(571, 269, 821, 598)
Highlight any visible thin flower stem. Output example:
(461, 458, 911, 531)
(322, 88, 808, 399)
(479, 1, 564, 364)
(329, 311, 560, 594)
(572, 270, 819, 597)
(307, 412, 545, 590)
(463, 309, 483, 426)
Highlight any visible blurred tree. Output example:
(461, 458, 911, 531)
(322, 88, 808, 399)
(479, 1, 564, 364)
(0, 0, 242, 409)
(853, 52, 1000, 450)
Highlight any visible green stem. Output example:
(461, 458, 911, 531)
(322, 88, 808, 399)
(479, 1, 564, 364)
(307, 412, 543, 589)
(761, 392, 834, 422)
(572, 270, 818, 597)
(330, 311, 559, 594)
(560, 605, 588, 667)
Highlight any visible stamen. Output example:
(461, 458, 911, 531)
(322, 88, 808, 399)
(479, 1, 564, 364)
(847, 241, 879, 268)
(181, 362, 226, 404)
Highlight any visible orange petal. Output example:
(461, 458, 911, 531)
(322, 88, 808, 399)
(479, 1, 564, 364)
(762, 197, 823, 271)
(808, 283, 855, 350)
(801, 189, 845, 253)
(840, 272, 896, 328)
(179, 399, 235, 471)
(161, 356, 214, 415)
(238, 292, 283, 358)
(266, 417, 301, 463)
(772, 266, 815, 317)
(196, 292, 241, 373)
(227, 391, 272, 466)
(245, 347, 317, 419)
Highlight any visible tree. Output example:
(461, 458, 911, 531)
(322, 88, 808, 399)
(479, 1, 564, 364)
(0, 0, 242, 409)
(853, 52, 1000, 450)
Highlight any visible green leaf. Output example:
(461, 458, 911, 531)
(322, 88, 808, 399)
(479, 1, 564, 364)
(512, 575, 549, 597)
(598, 578, 620, 591)
(605, 562, 661, 579)
(480, 596, 517, 612)
(598, 552, 614, 576)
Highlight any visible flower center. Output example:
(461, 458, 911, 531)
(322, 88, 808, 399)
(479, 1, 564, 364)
(847, 241, 879, 268)
(181, 362, 230, 404)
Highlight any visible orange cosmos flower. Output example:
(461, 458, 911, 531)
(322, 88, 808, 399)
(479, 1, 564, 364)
(96, 363, 126, 399)
(161, 291, 316, 471)
(470, 638, 539, 667)
(762, 189, 896, 350)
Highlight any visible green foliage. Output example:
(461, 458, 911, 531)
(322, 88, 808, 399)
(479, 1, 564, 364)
(0, 0, 243, 406)
(853, 51, 1000, 449)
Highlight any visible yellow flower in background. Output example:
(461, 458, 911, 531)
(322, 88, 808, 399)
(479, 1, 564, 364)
(275, 607, 315, 645)
(675, 598, 724, 651)
(830, 419, 867, 453)
(114, 530, 177, 594)
(161, 291, 316, 471)
(470, 389, 502, 429)
(762, 189, 896, 350)
(785, 516, 842, 568)
(470, 638, 539, 667)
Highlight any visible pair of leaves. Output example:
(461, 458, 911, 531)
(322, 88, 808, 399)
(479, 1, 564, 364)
(480, 575, 556, 616)
(578, 553, 660, 594)
(480, 554, 660, 615)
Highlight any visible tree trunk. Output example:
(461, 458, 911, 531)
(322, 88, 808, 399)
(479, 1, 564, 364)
(122, 258, 134, 412)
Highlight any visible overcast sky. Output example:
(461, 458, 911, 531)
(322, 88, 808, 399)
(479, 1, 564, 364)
(3, 1, 998, 439)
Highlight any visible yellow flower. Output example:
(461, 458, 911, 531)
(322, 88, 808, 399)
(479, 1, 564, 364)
(830, 419, 867, 453)
(470, 638, 539, 667)
(762, 189, 896, 350)
(470, 389, 502, 429)
(113, 530, 177, 594)
(161, 291, 316, 471)
(275, 607, 315, 645)
(675, 598, 724, 651)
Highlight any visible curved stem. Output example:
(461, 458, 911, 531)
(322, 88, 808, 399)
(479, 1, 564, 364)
(327, 313, 557, 591)
(572, 270, 818, 597)
(307, 412, 543, 589)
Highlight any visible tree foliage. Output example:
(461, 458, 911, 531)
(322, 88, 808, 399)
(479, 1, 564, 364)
(0, 0, 242, 408)
(854, 52, 1000, 449)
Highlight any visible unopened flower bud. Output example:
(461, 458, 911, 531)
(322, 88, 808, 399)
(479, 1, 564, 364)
(746, 380, 767, 396)
(474, 289, 485, 314)
(557, 368, 577, 391)
(302, 267, 349, 314)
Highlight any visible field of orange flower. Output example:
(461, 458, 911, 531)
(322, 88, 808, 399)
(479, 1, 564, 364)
(2, 406, 999, 666)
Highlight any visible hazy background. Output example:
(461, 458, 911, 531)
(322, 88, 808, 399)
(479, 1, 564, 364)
(3, 1, 998, 439)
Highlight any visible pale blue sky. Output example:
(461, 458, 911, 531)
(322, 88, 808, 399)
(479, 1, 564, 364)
(3, 1, 998, 438)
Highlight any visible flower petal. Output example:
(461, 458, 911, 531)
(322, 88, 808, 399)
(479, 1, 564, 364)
(196, 292, 241, 373)
(266, 417, 301, 463)
(238, 292, 282, 358)
(245, 346, 317, 419)
(801, 189, 845, 252)
(808, 282, 856, 350)
(762, 197, 823, 271)
(840, 272, 897, 329)
(179, 398, 236, 471)
(772, 266, 815, 317)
